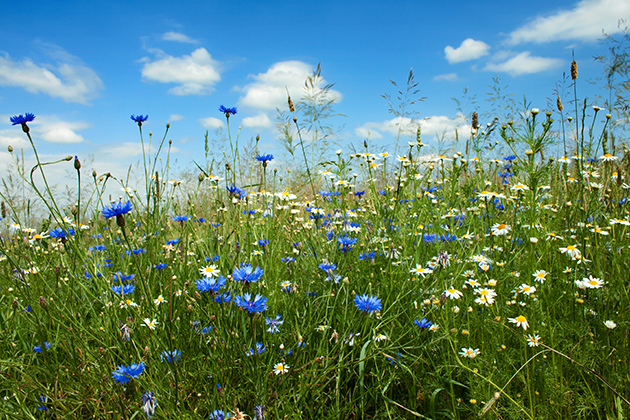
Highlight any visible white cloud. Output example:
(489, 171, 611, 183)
(355, 126, 384, 140)
(507, 0, 630, 45)
(140, 48, 221, 95)
(355, 115, 469, 142)
(162, 31, 199, 44)
(169, 114, 185, 122)
(484, 51, 563, 76)
(242, 113, 273, 129)
(238, 61, 342, 111)
(99, 142, 179, 158)
(3, 115, 91, 144)
(0, 129, 29, 149)
(433, 73, 459, 81)
(444, 38, 490, 63)
(198, 116, 224, 129)
(0, 49, 103, 105)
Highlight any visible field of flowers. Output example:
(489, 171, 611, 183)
(2, 69, 630, 419)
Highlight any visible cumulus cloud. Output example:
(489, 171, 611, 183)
(238, 61, 342, 111)
(242, 113, 273, 129)
(433, 73, 458, 81)
(169, 114, 185, 122)
(507, 0, 630, 45)
(2, 115, 90, 144)
(0, 129, 29, 149)
(484, 51, 563, 76)
(198, 116, 224, 129)
(162, 31, 199, 44)
(140, 48, 221, 95)
(444, 38, 491, 64)
(355, 115, 469, 142)
(0, 48, 103, 105)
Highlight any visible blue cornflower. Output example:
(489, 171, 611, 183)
(226, 184, 246, 199)
(246, 342, 267, 356)
(102, 201, 133, 227)
(131, 115, 148, 126)
(172, 215, 188, 222)
(214, 291, 232, 304)
(154, 263, 167, 270)
(359, 251, 376, 261)
(209, 410, 231, 420)
(10, 113, 36, 126)
(196, 276, 227, 294)
(141, 391, 156, 418)
(265, 315, 284, 333)
(33, 342, 51, 353)
(232, 264, 264, 285)
(160, 349, 181, 363)
(337, 235, 357, 252)
(503, 155, 517, 162)
(49, 227, 75, 238)
(111, 284, 135, 295)
(219, 105, 238, 117)
(354, 191, 365, 197)
(257, 239, 269, 246)
(354, 294, 382, 313)
(318, 262, 337, 273)
(112, 361, 145, 384)
(414, 318, 432, 329)
(281, 257, 295, 264)
(255, 154, 274, 163)
(37, 395, 48, 411)
(113, 272, 135, 282)
(235, 293, 268, 314)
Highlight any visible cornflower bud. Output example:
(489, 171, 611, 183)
(74, 156, 81, 171)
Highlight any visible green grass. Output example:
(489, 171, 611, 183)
(1, 103, 630, 420)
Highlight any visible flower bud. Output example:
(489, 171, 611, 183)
(7, 145, 13, 153)
(39, 296, 48, 309)
(74, 156, 81, 171)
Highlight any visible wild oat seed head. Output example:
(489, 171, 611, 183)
(571, 60, 578, 80)
(288, 95, 295, 113)
(557, 96, 563, 112)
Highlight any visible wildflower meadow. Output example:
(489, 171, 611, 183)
(2, 58, 630, 419)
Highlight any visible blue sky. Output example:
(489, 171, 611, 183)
(1, 0, 629, 188)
